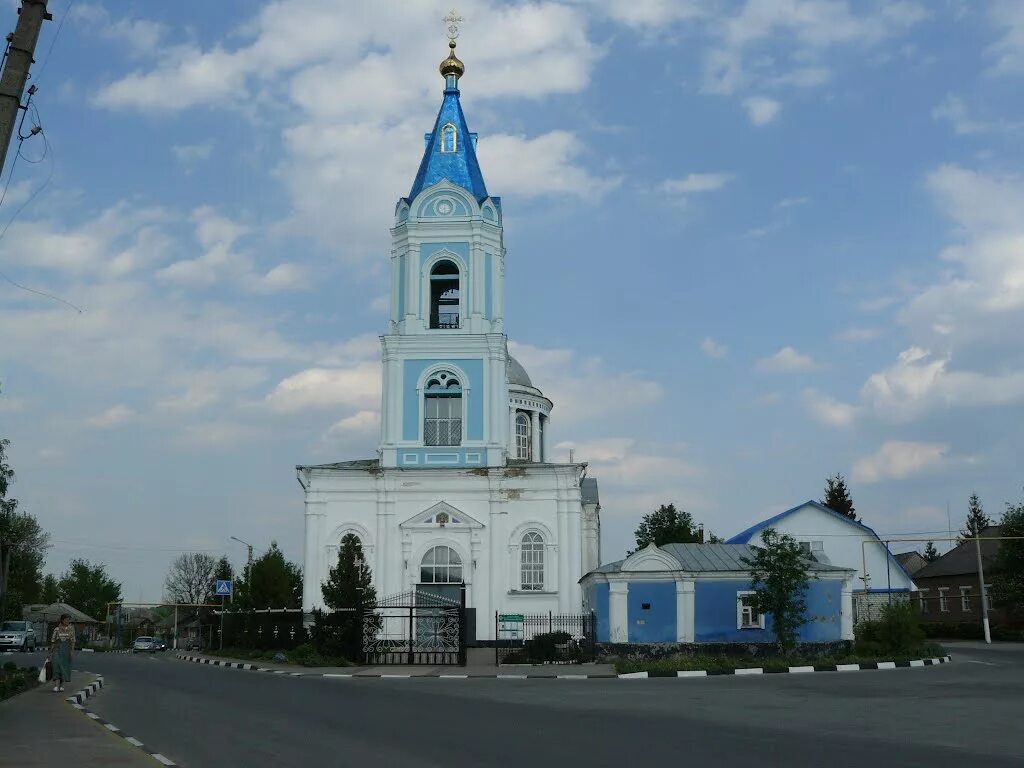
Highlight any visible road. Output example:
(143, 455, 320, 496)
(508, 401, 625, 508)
(12, 643, 1024, 768)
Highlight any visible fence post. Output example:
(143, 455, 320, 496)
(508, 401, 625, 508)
(549, 611, 553, 635)
(408, 604, 414, 666)
(459, 585, 467, 667)
(494, 611, 499, 666)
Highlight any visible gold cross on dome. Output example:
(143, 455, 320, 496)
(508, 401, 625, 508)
(444, 8, 463, 41)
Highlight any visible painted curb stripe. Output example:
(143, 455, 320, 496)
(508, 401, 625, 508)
(173, 653, 950, 681)
(63, 676, 179, 766)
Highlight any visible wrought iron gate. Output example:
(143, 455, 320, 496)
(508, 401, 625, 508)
(362, 589, 466, 666)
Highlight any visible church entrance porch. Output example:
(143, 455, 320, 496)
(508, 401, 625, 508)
(361, 589, 466, 666)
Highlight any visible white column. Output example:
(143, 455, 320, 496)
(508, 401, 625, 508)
(541, 415, 550, 463)
(302, 499, 327, 611)
(841, 577, 855, 640)
(530, 410, 541, 463)
(609, 581, 629, 643)
(568, 506, 583, 609)
(676, 579, 695, 642)
(557, 494, 571, 612)
(406, 243, 420, 325)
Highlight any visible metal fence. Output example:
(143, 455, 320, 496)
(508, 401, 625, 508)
(495, 612, 597, 665)
(219, 609, 308, 651)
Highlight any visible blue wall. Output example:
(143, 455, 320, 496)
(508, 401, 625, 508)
(627, 582, 676, 643)
(694, 579, 843, 643)
(586, 582, 610, 642)
(402, 358, 484, 442)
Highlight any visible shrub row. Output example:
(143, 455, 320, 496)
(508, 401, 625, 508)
(0, 662, 40, 701)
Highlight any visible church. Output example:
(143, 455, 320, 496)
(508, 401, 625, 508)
(296, 35, 601, 641)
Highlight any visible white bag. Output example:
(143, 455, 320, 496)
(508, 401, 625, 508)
(38, 666, 46, 683)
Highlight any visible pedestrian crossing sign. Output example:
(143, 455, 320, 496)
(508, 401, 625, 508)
(216, 580, 233, 597)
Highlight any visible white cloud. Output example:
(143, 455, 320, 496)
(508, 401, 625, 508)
(931, 93, 1021, 135)
(578, 0, 706, 28)
(743, 95, 781, 125)
(477, 132, 621, 200)
(852, 440, 948, 483)
(757, 346, 818, 373)
(172, 142, 214, 166)
(988, 0, 1024, 75)
(509, 342, 663, 423)
(75, 4, 165, 57)
(776, 196, 809, 208)
(661, 172, 734, 196)
(156, 368, 268, 414)
(327, 410, 380, 436)
(802, 388, 857, 427)
(554, 437, 701, 486)
(700, 337, 727, 359)
(264, 364, 381, 413)
(86, 404, 135, 429)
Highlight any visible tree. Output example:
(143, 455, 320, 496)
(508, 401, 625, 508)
(164, 553, 218, 606)
(318, 534, 376, 659)
(821, 473, 857, 521)
(960, 493, 991, 542)
(632, 504, 699, 553)
(923, 541, 940, 563)
(707, 532, 725, 544)
(40, 573, 60, 603)
(57, 558, 122, 622)
(990, 501, 1024, 617)
(322, 534, 376, 610)
(742, 528, 814, 652)
(0, 438, 50, 620)
(237, 542, 302, 609)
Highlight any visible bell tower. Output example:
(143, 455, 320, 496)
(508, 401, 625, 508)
(378, 20, 509, 469)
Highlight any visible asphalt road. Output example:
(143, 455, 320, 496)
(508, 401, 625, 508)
(13, 644, 1024, 768)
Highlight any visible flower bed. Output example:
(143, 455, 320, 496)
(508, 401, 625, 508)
(0, 661, 40, 701)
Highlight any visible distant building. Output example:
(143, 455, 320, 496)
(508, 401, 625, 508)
(580, 543, 855, 644)
(913, 526, 1006, 627)
(727, 501, 916, 623)
(23, 602, 99, 643)
(894, 550, 928, 576)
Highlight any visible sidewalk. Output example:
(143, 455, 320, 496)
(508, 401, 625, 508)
(176, 650, 617, 677)
(0, 684, 153, 767)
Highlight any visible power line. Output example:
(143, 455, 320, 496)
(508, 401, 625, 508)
(33, 0, 77, 86)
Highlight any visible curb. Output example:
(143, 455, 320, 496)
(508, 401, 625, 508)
(175, 653, 952, 679)
(616, 656, 953, 678)
(65, 675, 178, 766)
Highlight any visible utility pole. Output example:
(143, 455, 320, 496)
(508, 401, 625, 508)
(0, 0, 51, 174)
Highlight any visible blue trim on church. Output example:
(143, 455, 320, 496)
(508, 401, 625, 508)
(402, 358, 484, 443)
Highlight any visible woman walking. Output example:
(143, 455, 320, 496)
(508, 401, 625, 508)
(49, 614, 75, 692)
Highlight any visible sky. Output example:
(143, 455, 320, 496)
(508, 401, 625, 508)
(1, 0, 1023, 604)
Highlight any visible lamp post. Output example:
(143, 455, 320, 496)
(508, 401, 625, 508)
(230, 536, 254, 604)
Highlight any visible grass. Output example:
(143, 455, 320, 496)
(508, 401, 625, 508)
(615, 644, 948, 675)
(0, 662, 40, 701)
(201, 645, 354, 668)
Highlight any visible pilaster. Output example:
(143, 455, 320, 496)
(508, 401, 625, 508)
(609, 581, 629, 643)
(676, 579, 695, 642)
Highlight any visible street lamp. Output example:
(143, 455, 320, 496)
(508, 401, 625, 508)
(230, 536, 254, 602)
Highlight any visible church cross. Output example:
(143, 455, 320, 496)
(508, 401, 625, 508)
(444, 8, 463, 41)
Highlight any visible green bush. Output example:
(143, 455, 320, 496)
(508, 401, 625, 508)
(524, 631, 574, 663)
(856, 601, 926, 656)
(2, 661, 16, 672)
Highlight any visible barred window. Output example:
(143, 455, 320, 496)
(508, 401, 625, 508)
(520, 532, 544, 590)
(424, 372, 462, 446)
(960, 586, 971, 612)
(737, 592, 764, 629)
(515, 412, 531, 460)
(440, 123, 457, 153)
(420, 546, 463, 584)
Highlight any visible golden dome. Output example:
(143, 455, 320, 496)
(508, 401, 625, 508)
(439, 40, 465, 80)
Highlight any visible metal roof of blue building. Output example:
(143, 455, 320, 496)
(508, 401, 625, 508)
(408, 81, 488, 203)
(585, 543, 851, 577)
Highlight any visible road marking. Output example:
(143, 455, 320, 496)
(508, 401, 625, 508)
(497, 674, 527, 679)
(966, 660, 998, 666)
(556, 675, 589, 679)
(439, 674, 469, 679)
(323, 673, 354, 678)
(382, 674, 412, 678)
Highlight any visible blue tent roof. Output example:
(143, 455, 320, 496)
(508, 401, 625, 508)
(408, 83, 488, 203)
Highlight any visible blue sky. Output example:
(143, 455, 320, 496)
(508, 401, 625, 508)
(2, 0, 1023, 603)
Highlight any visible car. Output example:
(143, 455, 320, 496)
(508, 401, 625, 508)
(151, 638, 167, 651)
(185, 638, 204, 651)
(0, 621, 37, 652)
(132, 636, 157, 653)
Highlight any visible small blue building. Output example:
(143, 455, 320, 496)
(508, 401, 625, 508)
(580, 543, 856, 644)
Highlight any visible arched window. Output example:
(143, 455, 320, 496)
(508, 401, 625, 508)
(440, 123, 457, 153)
(520, 532, 544, 591)
(424, 371, 462, 446)
(420, 546, 463, 583)
(515, 412, 531, 460)
(429, 259, 460, 329)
